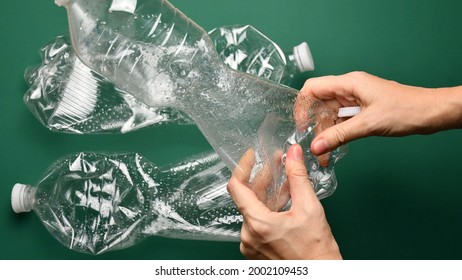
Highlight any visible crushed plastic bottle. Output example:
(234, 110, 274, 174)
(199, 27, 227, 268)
(25, 27, 312, 134)
(24, 35, 192, 134)
(11, 151, 240, 254)
(11, 141, 342, 254)
(209, 24, 314, 85)
(54, 0, 299, 166)
(53, 0, 343, 209)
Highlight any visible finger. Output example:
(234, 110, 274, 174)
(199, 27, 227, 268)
(251, 150, 283, 206)
(274, 180, 290, 211)
(232, 149, 255, 183)
(296, 74, 363, 130)
(313, 107, 336, 167)
(301, 74, 361, 103)
(294, 93, 316, 131)
(239, 223, 258, 260)
(250, 157, 273, 202)
(227, 176, 271, 217)
(270, 150, 291, 210)
(284, 144, 318, 210)
(311, 114, 367, 155)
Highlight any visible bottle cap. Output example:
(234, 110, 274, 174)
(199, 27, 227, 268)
(109, 0, 137, 14)
(338, 106, 361, 118)
(293, 42, 315, 72)
(11, 183, 32, 213)
(54, 0, 70, 7)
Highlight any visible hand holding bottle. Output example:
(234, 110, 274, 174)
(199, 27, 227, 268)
(227, 145, 342, 260)
(295, 71, 462, 156)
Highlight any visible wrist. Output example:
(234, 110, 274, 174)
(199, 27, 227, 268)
(430, 86, 462, 131)
(391, 84, 462, 135)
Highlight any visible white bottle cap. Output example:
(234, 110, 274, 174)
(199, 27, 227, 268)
(109, 0, 137, 14)
(293, 42, 315, 72)
(338, 106, 361, 118)
(11, 183, 32, 213)
(54, 0, 71, 7)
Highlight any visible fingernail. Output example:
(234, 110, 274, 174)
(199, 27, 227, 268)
(312, 139, 329, 155)
(287, 144, 304, 161)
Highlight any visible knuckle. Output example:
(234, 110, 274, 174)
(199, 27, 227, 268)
(348, 71, 367, 80)
(239, 228, 251, 246)
(239, 242, 250, 257)
(287, 164, 308, 178)
(346, 71, 368, 91)
(246, 216, 275, 239)
(302, 76, 317, 89)
(254, 222, 272, 237)
(226, 178, 237, 194)
(233, 202, 246, 215)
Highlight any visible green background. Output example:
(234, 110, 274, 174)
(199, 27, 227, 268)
(2, 0, 462, 260)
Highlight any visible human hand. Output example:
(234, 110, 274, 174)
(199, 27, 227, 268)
(295, 71, 439, 156)
(227, 144, 342, 260)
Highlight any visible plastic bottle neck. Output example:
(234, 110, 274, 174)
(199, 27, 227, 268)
(285, 50, 302, 73)
(285, 42, 314, 73)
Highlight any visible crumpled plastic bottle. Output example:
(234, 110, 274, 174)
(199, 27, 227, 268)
(24, 27, 313, 134)
(52, 0, 342, 206)
(54, 0, 299, 167)
(12, 151, 240, 254)
(11, 139, 343, 254)
(24, 35, 193, 134)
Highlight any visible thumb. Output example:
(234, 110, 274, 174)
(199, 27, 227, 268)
(285, 144, 317, 208)
(311, 116, 365, 155)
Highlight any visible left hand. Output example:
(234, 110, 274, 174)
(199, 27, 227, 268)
(227, 144, 342, 260)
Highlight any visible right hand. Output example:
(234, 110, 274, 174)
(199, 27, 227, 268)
(295, 71, 440, 155)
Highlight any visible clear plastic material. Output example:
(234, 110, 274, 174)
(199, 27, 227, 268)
(12, 140, 342, 254)
(12, 152, 239, 254)
(258, 101, 347, 207)
(24, 35, 192, 134)
(57, 0, 297, 167)
(55, 0, 343, 209)
(209, 24, 314, 85)
(25, 26, 312, 135)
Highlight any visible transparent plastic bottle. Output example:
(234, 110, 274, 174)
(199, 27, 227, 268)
(24, 35, 192, 134)
(54, 0, 343, 208)
(25, 28, 312, 134)
(209, 24, 314, 85)
(54, 0, 299, 166)
(11, 151, 241, 254)
(11, 146, 342, 254)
